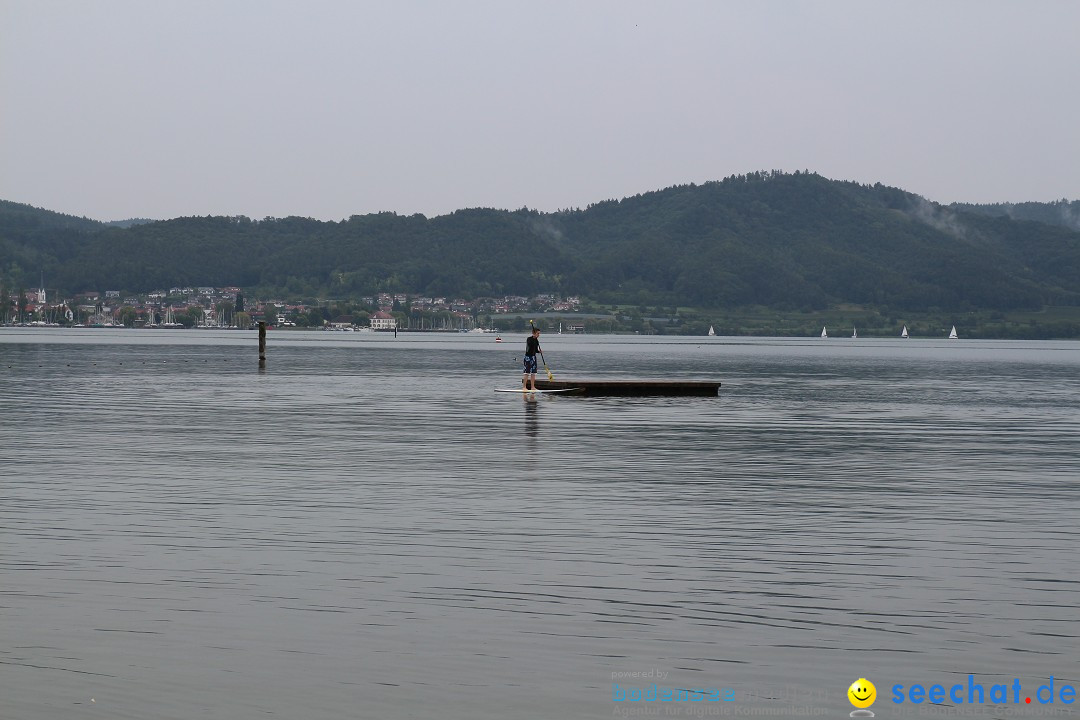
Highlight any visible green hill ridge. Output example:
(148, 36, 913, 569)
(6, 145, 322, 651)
(3, 172, 1079, 321)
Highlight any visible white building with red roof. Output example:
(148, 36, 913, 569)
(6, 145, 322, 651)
(370, 311, 397, 331)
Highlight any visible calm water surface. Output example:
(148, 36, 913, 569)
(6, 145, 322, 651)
(2, 329, 1078, 719)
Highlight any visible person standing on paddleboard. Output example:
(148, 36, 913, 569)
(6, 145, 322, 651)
(523, 327, 541, 391)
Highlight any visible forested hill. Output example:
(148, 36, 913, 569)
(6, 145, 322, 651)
(950, 199, 1080, 232)
(0, 199, 104, 235)
(2, 172, 1080, 312)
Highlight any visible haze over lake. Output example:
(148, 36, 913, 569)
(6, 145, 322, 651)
(2, 330, 1078, 718)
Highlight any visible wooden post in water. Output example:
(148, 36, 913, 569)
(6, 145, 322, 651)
(258, 321, 266, 366)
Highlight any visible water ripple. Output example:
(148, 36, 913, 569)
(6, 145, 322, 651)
(2, 332, 1079, 718)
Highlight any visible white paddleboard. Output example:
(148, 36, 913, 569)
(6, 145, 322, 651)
(494, 388, 580, 394)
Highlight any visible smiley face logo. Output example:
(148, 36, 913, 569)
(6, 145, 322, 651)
(848, 678, 876, 709)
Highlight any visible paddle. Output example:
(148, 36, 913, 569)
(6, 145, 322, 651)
(540, 348, 554, 381)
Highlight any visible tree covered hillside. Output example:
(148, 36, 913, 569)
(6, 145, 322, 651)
(556, 172, 1080, 310)
(2, 172, 1079, 313)
(951, 199, 1080, 232)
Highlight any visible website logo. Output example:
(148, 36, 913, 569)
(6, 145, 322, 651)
(892, 675, 1077, 706)
(848, 678, 876, 717)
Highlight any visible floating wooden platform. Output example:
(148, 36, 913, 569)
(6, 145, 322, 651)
(533, 379, 720, 397)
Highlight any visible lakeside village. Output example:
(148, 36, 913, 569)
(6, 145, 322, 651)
(1, 286, 585, 332)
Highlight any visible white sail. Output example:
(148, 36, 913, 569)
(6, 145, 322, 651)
(707, 325, 716, 337)
(162, 307, 182, 328)
(852, 327, 857, 339)
(821, 326, 827, 338)
(948, 325, 958, 339)
(901, 325, 909, 338)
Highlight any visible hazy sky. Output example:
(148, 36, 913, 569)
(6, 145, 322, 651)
(2, 0, 1078, 221)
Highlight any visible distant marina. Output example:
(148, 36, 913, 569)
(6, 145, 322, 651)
(0, 285, 1026, 339)
(2, 284, 584, 332)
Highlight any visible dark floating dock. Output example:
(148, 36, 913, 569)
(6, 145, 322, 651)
(534, 379, 720, 397)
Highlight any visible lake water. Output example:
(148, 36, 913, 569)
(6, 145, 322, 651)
(2, 329, 1078, 719)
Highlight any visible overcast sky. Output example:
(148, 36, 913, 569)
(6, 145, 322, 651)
(2, 0, 1078, 222)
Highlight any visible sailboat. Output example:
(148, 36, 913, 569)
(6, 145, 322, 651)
(852, 327, 858, 339)
(707, 325, 716, 337)
(948, 325, 958, 340)
(162, 306, 183, 328)
(820, 326, 828, 338)
(901, 325, 909, 339)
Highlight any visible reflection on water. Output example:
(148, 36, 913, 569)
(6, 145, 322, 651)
(523, 395, 539, 443)
(1, 330, 1079, 719)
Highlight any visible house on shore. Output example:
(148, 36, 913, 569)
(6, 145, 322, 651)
(370, 311, 397, 331)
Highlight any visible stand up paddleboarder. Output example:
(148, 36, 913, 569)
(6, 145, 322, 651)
(522, 326, 541, 392)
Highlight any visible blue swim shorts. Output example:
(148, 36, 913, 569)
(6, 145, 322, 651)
(523, 355, 538, 374)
